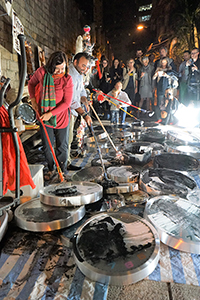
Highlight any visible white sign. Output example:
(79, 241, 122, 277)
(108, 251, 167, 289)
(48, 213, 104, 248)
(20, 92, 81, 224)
(0, 51, 1, 77)
(12, 9, 24, 55)
(5, 0, 13, 16)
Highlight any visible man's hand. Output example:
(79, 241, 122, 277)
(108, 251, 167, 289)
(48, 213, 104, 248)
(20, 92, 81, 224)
(81, 96, 90, 112)
(84, 115, 92, 126)
(135, 87, 138, 93)
(192, 64, 198, 72)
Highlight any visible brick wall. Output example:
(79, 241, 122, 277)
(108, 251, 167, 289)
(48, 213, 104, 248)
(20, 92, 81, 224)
(0, 0, 86, 89)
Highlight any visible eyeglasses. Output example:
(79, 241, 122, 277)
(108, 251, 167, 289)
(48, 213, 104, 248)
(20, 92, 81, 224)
(191, 52, 198, 55)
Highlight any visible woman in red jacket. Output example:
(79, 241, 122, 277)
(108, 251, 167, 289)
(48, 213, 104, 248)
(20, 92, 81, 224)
(28, 51, 73, 179)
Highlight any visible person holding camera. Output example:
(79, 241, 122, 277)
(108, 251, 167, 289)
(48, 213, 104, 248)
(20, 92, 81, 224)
(185, 48, 200, 105)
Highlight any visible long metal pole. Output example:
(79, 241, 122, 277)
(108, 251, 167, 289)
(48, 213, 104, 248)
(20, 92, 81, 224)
(89, 102, 118, 153)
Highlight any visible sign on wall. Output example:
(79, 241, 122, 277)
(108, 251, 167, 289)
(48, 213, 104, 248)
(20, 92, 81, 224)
(0, 51, 1, 77)
(5, 0, 13, 16)
(12, 9, 24, 55)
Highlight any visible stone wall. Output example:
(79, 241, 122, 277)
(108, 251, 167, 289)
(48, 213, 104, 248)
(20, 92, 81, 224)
(0, 0, 86, 89)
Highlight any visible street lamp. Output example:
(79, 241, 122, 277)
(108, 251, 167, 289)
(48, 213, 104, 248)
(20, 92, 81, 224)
(137, 25, 144, 30)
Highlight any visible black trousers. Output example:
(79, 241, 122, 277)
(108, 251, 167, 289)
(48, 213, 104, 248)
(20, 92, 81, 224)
(40, 124, 69, 172)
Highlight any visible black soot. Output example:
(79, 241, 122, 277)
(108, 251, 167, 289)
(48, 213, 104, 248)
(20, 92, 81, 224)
(50, 185, 78, 196)
(22, 207, 71, 222)
(154, 153, 199, 171)
(77, 216, 152, 264)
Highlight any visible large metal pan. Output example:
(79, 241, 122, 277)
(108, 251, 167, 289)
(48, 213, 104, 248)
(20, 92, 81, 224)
(40, 181, 103, 207)
(72, 212, 160, 285)
(14, 198, 85, 232)
(144, 195, 200, 253)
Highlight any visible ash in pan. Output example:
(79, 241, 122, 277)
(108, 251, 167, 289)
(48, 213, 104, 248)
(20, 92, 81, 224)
(154, 153, 199, 171)
(143, 169, 196, 198)
(77, 216, 152, 264)
(150, 198, 200, 240)
(97, 178, 119, 190)
(22, 207, 71, 222)
(50, 186, 78, 196)
(149, 169, 196, 189)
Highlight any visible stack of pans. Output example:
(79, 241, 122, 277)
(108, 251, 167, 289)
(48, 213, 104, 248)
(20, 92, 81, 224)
(14, 181, 103, 232)
(164, 129, 200, 159)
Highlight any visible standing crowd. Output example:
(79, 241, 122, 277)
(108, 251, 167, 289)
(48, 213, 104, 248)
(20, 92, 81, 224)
(27, 46, 200, 180)
(93, 46, 200, 125)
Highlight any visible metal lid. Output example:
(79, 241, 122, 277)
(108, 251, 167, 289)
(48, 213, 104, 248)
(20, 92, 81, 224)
(40, 181, 103, 207)
(139, 168, 196, 198)
(153, 153, 199, 171)
(144, 195, 200, 253)
(167, 130, 200, 146)
(140, 128, 166, 143)
(164, 140, 200, 159)
(73, 212, 160, 285)
(105, 182, 139, 194)
(14, 198, 86, 232)
(0, 211, 8, 242)
(71, 166, 103, 182)
(107, 166, 139, 183)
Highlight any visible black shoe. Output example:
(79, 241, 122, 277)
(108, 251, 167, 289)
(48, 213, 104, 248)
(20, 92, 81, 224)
(67, 164, 82, 171)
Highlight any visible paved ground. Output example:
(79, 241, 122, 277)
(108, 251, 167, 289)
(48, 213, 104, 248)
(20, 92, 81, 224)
(107, 280, 200, 300)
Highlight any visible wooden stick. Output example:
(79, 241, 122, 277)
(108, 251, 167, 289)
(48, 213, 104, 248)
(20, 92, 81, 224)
(106, 98, 138, 120)
(36, 111, 64, 182)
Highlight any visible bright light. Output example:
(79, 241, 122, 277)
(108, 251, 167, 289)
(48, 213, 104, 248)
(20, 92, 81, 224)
(137, 25, 144, 30)
(174, 103, 200, 128)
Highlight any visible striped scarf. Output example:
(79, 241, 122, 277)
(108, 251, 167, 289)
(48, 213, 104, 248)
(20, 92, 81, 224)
(41, 72, 57, 127)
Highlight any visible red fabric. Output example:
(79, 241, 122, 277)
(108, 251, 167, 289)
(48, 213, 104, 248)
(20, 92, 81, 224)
(28, 67, 74, 129)
(96, 60, 102, 80)
(0, 106, 36, 195)
(52, 72, 65, 80)
(97, 94, 104, 102)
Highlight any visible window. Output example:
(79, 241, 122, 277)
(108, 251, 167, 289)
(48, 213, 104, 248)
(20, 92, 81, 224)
(138, 4, 152, 12)
(139, 15, 151, 22)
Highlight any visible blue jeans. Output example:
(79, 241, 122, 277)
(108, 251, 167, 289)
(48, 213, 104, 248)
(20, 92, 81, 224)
(120, 107, 127, 124)
(111, 111, 119, 124)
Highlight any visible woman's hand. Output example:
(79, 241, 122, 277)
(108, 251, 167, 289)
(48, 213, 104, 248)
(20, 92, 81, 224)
(40, 111, 53, 121)
(153, 72, 158, 80)
(140, 72, 145, 78)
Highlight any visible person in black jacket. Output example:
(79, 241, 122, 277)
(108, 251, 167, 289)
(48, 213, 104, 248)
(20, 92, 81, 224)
(99, 57, 111, 119)
(154, 46, 176, 73)
(185, 47, 200, 105)
(109, 58, 123, 89)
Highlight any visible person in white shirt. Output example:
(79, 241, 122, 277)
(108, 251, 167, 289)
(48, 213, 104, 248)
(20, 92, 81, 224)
(107, 81, 131, 124)
(67, 52, 92, 170)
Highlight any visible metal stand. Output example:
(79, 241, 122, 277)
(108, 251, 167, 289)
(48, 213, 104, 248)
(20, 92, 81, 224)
(0, 34, 27, 216)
